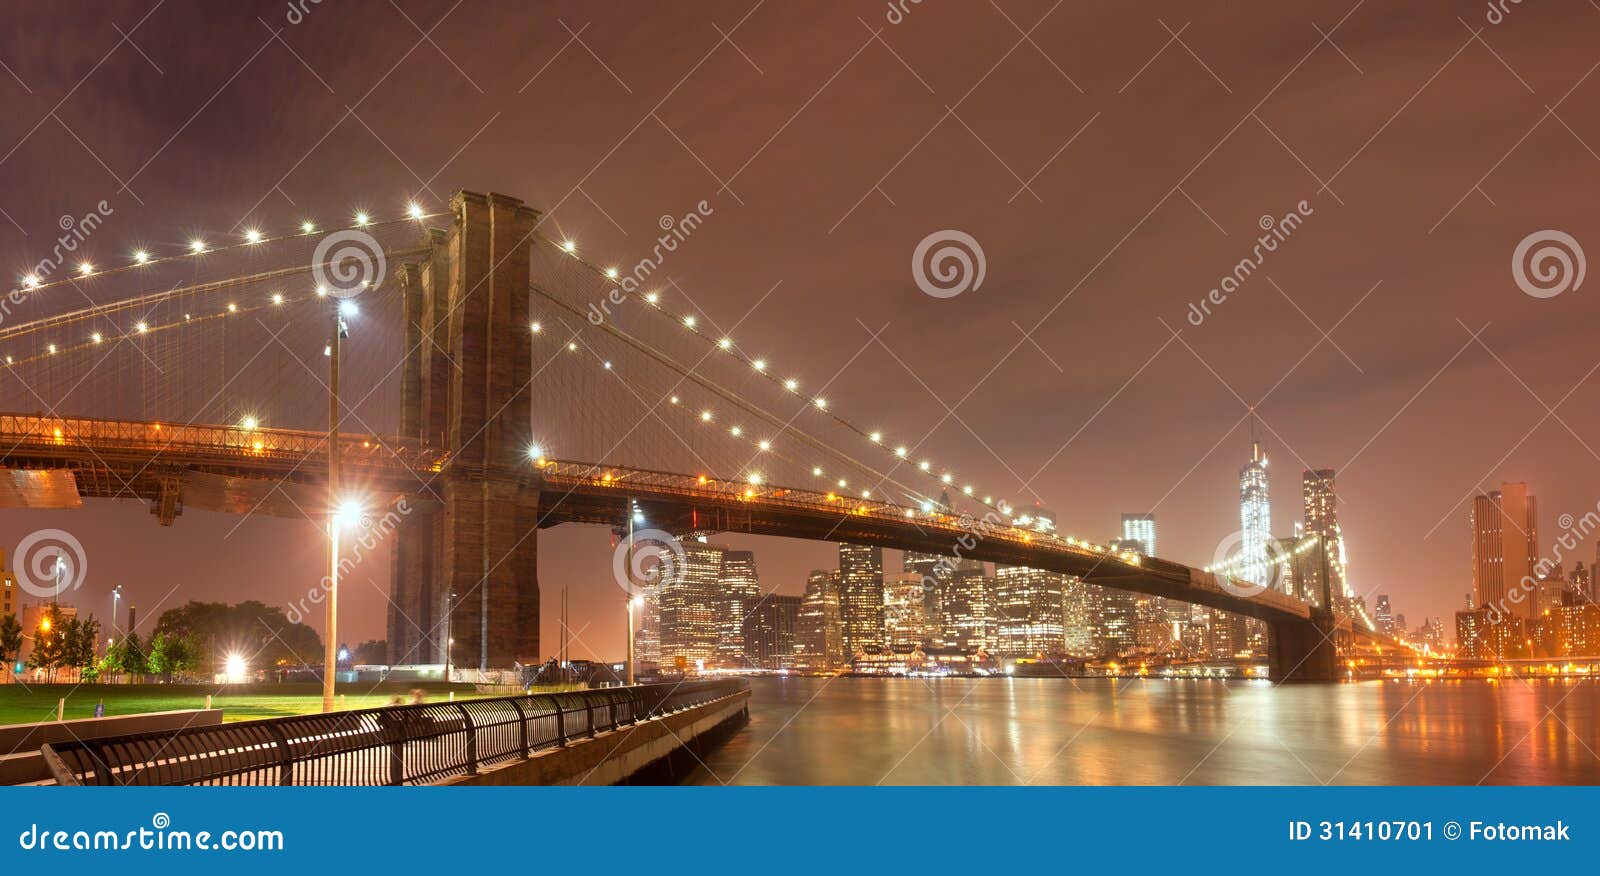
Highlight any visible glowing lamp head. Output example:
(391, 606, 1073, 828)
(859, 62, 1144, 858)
(301, 221, 315, 234)
(683, 316, 696, 328)
(407, 202, 424, 219)
(354, 211, 370, 226)
(752, 359, 766, 372)
(561, 240, 576, 253)
(645, 292, 659, 304)
(339, 300, 359, 317)
(333, 500, 364, 528)
(135, 321, 148, 333)
(224, 653, 248, 683)
(133, 250, 150, 264)
(78, 262, 93, 276)
(245, 229, 262, 243)
(605, 267, 619, 280)
(530, 322, 541, 333)
(189, 240, 206, 253)
(239, 416, 258, 431)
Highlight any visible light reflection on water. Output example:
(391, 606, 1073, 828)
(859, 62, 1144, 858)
(683, 676, 1599, 785)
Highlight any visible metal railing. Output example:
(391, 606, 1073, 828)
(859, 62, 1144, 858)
(40, 680, 746, 786)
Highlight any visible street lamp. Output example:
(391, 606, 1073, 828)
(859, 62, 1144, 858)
(323, 498, 363, 712)
(111, 586, 122, 639)
(625, 500, 645, 685)
(628, 596, 643, 686)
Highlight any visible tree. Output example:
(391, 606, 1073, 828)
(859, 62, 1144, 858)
(118, 631, 148, 678)
(154, 600, 322, 669)
(0, 614, 21, 675)
(146, 632, 201, 681)
(27, 606, 64, 680)
(68, 616, 101, 676)
(353, 639, 387, 665)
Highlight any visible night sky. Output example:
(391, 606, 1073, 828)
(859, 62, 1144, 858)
(2, 1, 1598, 661)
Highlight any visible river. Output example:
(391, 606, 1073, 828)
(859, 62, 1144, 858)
(681, 675, 1600, 784)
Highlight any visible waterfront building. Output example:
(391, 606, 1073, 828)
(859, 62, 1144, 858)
(1374, 594, 1394, 637)
(993, 565, 1067, 658)
(1062, 575, 1095, 656)
(1471, 483, 1539, 621)
(1, 550, 13, 619)
(797, 569, 845, 669)
(658, 537, 726, 671)
(839, 543, 884, 655)
(883, 572, 934, 648)
(743, 594, 801, 669)
(718, 550, 761, 666)
(1301, 469, 1347, 603)
(939, 559, 991, 653)
(1239, 435, 1272, 586)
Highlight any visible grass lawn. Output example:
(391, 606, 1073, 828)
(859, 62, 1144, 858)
(0, 681, 494, 725)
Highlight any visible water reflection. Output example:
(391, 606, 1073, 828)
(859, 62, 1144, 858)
(683, 676, 1599, 785)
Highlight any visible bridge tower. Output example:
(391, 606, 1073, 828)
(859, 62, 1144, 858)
(388, 191, 541, 672)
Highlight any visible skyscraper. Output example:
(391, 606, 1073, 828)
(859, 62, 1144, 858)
(718, 550, 761, 666)
(839, 543, 884, 655)
(902, 551, 950, 646)
(1301, 468, 1347, 603)
(658, 538, 725, 671)
(992, 565, 1067, 658)
(797, 569, 844, 669)
(939, 559, 991, 653)
(1120, 513, 1157, 555)
(1374, 594, 1394, 636)
(1239, 436, 1272, 586)
(743, 594, 800, 669)
(883, 572, 934, 647)
(1471, 482, 1538, 620)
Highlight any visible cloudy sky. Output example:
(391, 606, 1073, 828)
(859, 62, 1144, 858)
(1, 1, 1598, 659)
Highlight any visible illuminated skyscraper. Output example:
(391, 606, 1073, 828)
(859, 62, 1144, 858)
(1120, 513, 1156, 555)
(939, 559, 991, 653)
(883, 572, 934, 647)
(1301, 468, 1347, 603)
(797, 569, 844, 669)
(743, 594, 800, 669)
(1471, 482, 1538, 621)
(839, 543, 884, 655)
(1062, 576, 1094, 656)
(718, 550, 761, 666)
(658, 538, 725, 670)
(1239, 436, 1272, 586)
(903, 551, 950, 645)
(992, 565, 1067, 658)
(1374, 594, 1394, 636)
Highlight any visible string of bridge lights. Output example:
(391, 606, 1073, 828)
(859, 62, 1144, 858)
(13, 204, 442, 296)
(534, 234, 1141, 566)
(1202, 532, 1324, 579)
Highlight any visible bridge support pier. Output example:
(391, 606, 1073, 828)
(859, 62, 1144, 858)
(1267, 609, 1340, 682)
(388, 192, 542, 672)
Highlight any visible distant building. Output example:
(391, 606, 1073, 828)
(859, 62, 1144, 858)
(743, 594, 801, 669)
(1239, 436, 1272, 587)
(1472, 483, 1538, 621)
(1456, 607, 1525, 660)
(1120, 513, 1157, 556)
(1, 550, 14, 619)
(1301, 469, 1347, 603)
(939, 559, 990, 653)
(1374, 594, 1395, 636)
(1420, 617, 1445, 652)
(839, 543, 884, 655)
(658, 538, 725, 671)
(796, 569, 844, 669)
(901, 551, 948, 646)
(883, 572, 934, 648)
(992, 565, 1067, 659)
(1062, 576, 1095, 656)
(718, 550, 761, 666)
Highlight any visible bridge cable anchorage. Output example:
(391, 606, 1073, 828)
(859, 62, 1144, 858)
(0, 247, 430, 349)
(12, 210, 444, 297)
(533, 233, 1141, 565)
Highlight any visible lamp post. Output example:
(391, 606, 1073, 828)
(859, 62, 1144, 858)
(322, 300, 351, 713)
(111, 586, 122, 641)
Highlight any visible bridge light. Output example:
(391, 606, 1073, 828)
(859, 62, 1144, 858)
(747, 473, 762, 485)
(730, 426, 742, 437)
(752, 359, 766, 372)
(918, 460, 931, 472)
(645, 292, 658, 304)
(757, 440, 770, 451)
(78, 262, 93, 276)
(602, 361, 612, 369)
(963, 485, 974, 495)
(904, 508, 915, 517)
(227, 303, 238, 313)
(718, 338, 732, 350)
(527, 444, 543, 460)
(669, 395, 679, 404)
(837, 479, 847, 488)
(869, 431, 881, 443)
(983, 496, 992, 504)
(567, 342, 577, 351)
(133, 250, 150, 264)
(47, 343, 57, 354)
(240, 416, 258, 431)
(301, 221, 316, 234)
(271, 293, 284, 305)
(697, 474, 708, 485)
(252, 440, 264, 452)
(135, 321, 148, 333)
(245, 229, 262, 243)
(921, 501, 933, 512)
(315, 284, 328, 297)
(90, 332, 102, 344)
(189, 239, 206, 253)
(683, 316, 696, 328)
(814, 398, 826, 409)
(407, 202, 425, 219)
(784, 378, 798, 391)
(4, 356, 12, 365)
(812, 467, 822, 476)
(354, 212, 370, 226)
(700, 411, 712, 422)
(561, 239, 576, 253)
(530, 322, 541, 333)
(605, 267, 619, 280)
(941, 473, 953, 484)
(894, 446, 908, 458)
(21, 275, 40, 288)
(861, 489, 871, 498)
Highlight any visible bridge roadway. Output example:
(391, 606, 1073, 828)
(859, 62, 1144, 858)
(0, 414, 1378, 670)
